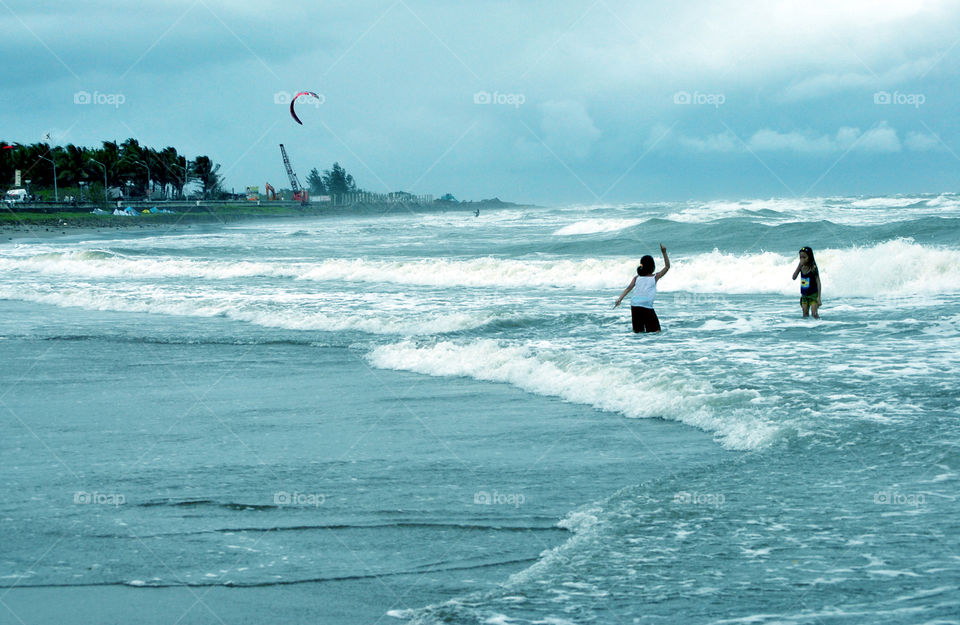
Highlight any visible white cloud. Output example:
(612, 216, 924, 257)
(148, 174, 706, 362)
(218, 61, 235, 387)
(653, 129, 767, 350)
(778, 58, 940, 102)
(681, 122, 904, 154)
(681, 132, 740, 153)
(748, 129, 838, 153)
(904, 131, 941, 151)
(526, 0, 960, 98)
(748, 123, 900, 153)
(855, 124, 901, 152)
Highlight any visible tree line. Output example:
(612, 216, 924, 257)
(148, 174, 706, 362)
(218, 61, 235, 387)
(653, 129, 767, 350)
(305, 163, 359, 196)
(2, 138, 372, 203)
(0, 139, 222, 200)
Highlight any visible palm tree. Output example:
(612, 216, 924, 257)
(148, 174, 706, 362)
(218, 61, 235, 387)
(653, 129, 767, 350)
(95, 141, 122, 189)
(191, 156, 221, 199)
(119, 138, 147, 197)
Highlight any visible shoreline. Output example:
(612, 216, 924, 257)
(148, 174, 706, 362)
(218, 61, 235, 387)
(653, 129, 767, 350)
(0, 199, 535, 243)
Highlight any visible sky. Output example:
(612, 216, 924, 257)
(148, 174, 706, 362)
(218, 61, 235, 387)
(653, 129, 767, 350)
(2, 0, 959, 205)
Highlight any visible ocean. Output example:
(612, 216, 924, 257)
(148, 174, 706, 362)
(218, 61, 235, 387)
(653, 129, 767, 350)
(1, 195, 958, 624)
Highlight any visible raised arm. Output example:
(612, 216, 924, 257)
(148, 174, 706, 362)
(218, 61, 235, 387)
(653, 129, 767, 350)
(792, 262, 802, 280)
(655, 243, 670, 281)
(614, 275, 637, 308)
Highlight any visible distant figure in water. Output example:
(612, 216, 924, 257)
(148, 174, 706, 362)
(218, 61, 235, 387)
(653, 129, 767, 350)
(474, 209, 480, 217)
(614, 243, 670, 333)
(792, 246, 821, 318)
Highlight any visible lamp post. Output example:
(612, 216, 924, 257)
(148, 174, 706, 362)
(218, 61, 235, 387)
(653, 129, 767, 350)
(89, 158, 108, 203)
(178, 159, 191, 200)
(37, 155, 58, 202)
(134, 160, 150, 200)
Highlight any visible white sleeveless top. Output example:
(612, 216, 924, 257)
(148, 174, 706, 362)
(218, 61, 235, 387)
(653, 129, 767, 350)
(630, 275, 657, 308)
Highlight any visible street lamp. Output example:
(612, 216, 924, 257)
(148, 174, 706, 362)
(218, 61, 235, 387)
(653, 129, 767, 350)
(37, 155, 58, 202)
(134, 160, 150, 200)
(88, 158, 108, 203)
(177, 159, 191, 200)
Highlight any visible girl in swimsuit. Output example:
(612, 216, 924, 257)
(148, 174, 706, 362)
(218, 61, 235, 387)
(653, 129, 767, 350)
(792, 246, 822, 319)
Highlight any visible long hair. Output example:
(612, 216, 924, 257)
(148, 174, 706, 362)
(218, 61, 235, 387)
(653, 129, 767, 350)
(799, 246, 817, 268)
(638, 255, 655, 276)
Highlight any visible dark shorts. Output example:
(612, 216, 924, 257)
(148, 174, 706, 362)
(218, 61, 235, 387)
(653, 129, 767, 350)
(631, 306, 661, 333)
(800, 294, 819, 306)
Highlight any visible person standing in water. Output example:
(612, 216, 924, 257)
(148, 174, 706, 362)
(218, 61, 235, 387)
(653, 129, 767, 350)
(614, 243, 670, 333)
(792, 246, 822, 319)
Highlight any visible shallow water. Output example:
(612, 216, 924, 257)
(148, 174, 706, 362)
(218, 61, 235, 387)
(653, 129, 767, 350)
(1, 194, 958, 624)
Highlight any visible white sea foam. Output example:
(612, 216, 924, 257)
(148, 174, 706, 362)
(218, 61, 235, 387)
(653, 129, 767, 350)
(0, 286, 498, 336)
(552, 219, 645, 236)
(848, 197, 926, 208)
(3, 240, 958, 298)
(503, 508, 606, 589)
(665, 198, 819, 223)
(666, 195, 960, 225)
(662, 240, 960, 297)
(298, 257, 625, 289)
(368, 339, 781, 450)
(0, 250, 295, 281)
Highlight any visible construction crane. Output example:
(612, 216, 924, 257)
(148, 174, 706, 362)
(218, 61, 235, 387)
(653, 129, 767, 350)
(279, 144, 309, 205)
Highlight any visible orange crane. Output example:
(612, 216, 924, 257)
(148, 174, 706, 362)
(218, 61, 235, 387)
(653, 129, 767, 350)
(264, 182, 277, 200)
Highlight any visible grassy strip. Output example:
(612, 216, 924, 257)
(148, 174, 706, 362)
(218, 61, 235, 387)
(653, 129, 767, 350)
(0, 204, 322, 227)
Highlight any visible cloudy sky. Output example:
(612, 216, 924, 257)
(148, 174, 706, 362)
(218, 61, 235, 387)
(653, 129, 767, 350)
(2, 0, 959, 204)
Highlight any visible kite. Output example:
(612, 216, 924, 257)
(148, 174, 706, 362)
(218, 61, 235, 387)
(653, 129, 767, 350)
(290, 91, 320, 125)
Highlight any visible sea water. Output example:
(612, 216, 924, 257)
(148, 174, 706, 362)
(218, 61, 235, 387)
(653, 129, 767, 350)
(1, 195, 958, 624)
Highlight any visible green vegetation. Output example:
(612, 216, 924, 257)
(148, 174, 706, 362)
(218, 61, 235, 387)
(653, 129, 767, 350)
(1, 138, 214, 200)
(1, 138, 369, 204)
(305, 163, 359, 196)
